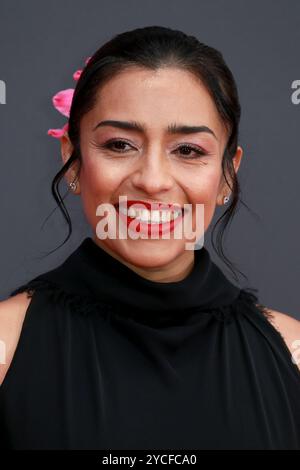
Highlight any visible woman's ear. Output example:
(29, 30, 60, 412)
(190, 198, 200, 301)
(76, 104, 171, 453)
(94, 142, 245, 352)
(216, 145, 243, 206)
(232, 145, 243, 174)
(60, 132, 81, 195)
(60, 132, 74, 166)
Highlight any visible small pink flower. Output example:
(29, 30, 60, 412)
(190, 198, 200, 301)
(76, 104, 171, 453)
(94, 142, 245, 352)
(47, 123, 69, 139)
(73, 69, 82, 81)
(52, 89, 74, 117)
(73, 56, 92, 81)
(48, 56, 91, 138)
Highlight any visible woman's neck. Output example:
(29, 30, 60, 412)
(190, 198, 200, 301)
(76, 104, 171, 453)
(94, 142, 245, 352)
(91, 238, 195, 283)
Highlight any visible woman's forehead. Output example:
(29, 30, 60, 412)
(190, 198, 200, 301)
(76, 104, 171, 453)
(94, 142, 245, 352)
(81, 67, 227, 143)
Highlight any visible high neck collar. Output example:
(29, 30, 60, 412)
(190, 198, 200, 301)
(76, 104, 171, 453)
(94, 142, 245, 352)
(57, 237, 240, 312)
(14, 237, 242, 326)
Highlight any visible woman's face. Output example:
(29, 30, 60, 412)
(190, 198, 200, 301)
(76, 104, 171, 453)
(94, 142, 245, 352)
(61, 66, 242, 278)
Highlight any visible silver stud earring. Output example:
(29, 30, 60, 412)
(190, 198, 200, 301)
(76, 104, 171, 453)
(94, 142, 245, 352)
(69, 180, 77, 191)
(223, 195, 230, 204)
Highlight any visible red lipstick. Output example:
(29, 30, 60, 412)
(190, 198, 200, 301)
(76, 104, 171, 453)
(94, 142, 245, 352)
(114, 199, 185, 237)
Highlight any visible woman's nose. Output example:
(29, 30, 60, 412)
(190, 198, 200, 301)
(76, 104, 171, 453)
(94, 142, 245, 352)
(130, 149, 174, 195)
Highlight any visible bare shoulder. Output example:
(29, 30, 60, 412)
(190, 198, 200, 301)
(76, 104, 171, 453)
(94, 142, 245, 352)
(262, 306, 300, 371)
(0, 292, 32, 386)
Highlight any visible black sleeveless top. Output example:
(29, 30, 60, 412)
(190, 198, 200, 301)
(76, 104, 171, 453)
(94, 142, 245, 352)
(0, 237, 299, 450)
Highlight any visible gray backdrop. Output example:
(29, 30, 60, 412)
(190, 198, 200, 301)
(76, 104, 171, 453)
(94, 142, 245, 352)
(0, 0, 299, 319)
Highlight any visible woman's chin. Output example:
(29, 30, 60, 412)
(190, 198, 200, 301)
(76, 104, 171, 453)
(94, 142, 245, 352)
(109, 238, 189, 270)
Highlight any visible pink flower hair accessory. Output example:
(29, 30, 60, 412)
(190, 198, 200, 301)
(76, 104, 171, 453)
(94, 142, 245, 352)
(47, 56, 91, 139)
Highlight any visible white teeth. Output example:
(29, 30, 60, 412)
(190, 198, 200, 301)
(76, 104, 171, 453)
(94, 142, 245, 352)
(118, 206, 182, 223)
(141, 209, 150, 222)
(119, 206, 128, 216)
(128, 207, 136, 218)
(161, 211, 169, 222)
(150, 210, 160, 222)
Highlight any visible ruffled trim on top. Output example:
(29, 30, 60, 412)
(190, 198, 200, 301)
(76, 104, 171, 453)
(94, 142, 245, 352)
(10, 278, 273, 326)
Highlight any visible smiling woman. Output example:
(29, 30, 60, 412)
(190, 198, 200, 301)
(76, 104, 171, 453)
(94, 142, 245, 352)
(0, 25, 300, 450)
(60, 64, 239, 276)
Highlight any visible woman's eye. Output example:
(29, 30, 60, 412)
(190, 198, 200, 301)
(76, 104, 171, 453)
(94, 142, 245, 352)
(99, 140, 208, 160)
(174, 144, 207, 160)
(102, 139, 133, 153)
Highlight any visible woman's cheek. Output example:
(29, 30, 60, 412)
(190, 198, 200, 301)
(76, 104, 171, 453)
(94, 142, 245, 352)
(80, 154, 120, 195)
(78, 157, 125, 232)
(187, 170, 222, 233)
(78, 166, 106, 224)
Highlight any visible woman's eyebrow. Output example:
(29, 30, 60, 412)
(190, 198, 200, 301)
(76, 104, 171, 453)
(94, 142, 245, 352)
(93, 120, 218, 140)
